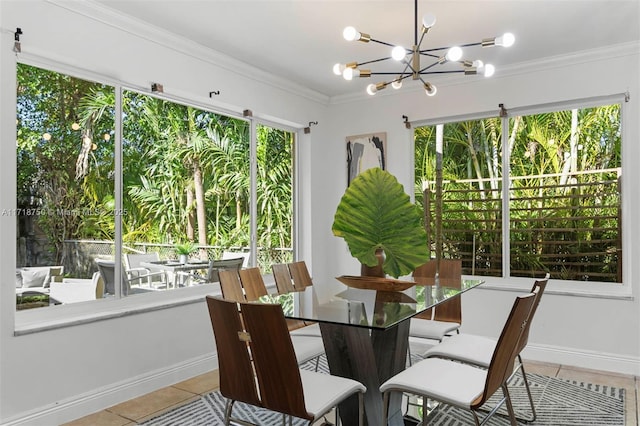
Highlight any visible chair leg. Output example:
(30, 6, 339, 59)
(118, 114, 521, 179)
(224, 399, 234, 426)
(358, 391, 364, 426)
(517, 354, 537, 422)
(382, 391, 391, 425)
(501, 384, 518, 426)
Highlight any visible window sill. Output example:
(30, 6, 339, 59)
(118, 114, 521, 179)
(470, 275, 634, 301)
(14, 284, 221, 336)
(14, 274, 279, 336)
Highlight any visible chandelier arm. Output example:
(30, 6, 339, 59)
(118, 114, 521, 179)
(418, 51, 441, 59)
(418, 61, 441, 73)
(420, 40, 483, 54)
(369, 38, 396, 48)
(357, 57, 396, 67)
(419, 70, 467, 75)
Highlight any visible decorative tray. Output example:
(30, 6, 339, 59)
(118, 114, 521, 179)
(336, 275, 416, 292)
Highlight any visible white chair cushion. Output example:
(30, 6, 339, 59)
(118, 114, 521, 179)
(291, 335, 325, 365)
(290, 322, 322, 337)
(300, 369, 366, 420)
(409, 318, 460, 341)
(422, 333, 496, 367)
(380, 358, 486, 409)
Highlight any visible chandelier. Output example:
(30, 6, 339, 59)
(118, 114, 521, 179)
(332, 0, 515, 97)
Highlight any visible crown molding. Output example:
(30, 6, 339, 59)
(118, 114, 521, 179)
(46, 0, 330, 106)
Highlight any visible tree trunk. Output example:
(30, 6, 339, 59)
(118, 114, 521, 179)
(193, 163, 207, 260)
(186, 186, 195, 242)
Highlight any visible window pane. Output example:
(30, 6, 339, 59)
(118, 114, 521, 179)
(122, 91, 250, 288)
(414, 118, 503, 277)
(509, 105, 621, 282)
(256, 124, 294, 272)
(16, 63, 115, 308)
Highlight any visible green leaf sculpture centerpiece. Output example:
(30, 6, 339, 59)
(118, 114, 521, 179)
(332, 167, 429, 289)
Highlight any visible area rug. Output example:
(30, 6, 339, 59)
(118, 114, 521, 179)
(140, 356, 625, 425)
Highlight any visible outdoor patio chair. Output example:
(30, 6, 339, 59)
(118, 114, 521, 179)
(380, 290, 538, 426)
(96, 259, 154, 296)
(222, 250, 251, 267)
(206, 296, 365, 426)
(124, 252, 168, 288)
(421, 273, 550, 422)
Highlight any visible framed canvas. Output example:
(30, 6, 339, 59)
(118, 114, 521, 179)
(346, 132, 387, 186)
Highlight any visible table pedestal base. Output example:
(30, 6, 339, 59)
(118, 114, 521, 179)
(319, 321, 409, 426)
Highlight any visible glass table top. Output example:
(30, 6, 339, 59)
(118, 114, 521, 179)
(259, 278, 484, 330)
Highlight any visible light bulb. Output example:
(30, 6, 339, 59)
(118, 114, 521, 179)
(495, 32, 515, 47)
(42, 133, 51, 141)
(343, 26, 359, 41)
(445, 46, 463, 62)
(424, 83, 437, 96)
(343, 68, 359, 80)
(366, 84, 378, 95)
(472, 59, 484, 68)
(391, 46, 407, 61)
(422, 14, 436, 29)
(391, 79, 402, 90)
(483, 64, 495, 77)
(333, 63, 346, 76)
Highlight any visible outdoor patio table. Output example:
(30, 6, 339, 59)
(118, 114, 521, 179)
(139, 260, 209, 288)
(259, 277, 484, 426)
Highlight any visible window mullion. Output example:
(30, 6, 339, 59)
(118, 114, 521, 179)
(249, 119, 257, 268)
(501, 116, 510, 278)
(114, 86, 123, 298)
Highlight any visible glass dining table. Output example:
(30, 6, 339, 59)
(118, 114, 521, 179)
(259, 277, 484, 426)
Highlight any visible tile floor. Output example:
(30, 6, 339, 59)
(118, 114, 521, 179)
(63, 360, 638, 426)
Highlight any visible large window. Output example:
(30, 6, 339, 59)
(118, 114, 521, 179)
(415, 100, 622, 283)
(16, 63, 297, 310)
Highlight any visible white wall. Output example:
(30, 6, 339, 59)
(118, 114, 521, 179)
(1, 1, 638, 425)
(317, 45, 640, 374)
(0, 1, 327, 424)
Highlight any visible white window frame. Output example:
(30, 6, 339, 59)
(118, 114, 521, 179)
(413, 94, 631, 300)
(13, 56, 301, 335)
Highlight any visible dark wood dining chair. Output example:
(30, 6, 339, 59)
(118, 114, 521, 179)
(272, 262, 296, 293)
(422, 273, 550, 422)
(206, 296, 366, 426)
(238, 267, 268, 301)
(218, 267, 325, 367)
(410, 258, 463, 342)
(380, 290, 538, 426)
(218, 269, 245, 302)
(288, 260, 313, 290)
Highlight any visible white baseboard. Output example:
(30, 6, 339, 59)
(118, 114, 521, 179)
(2, 353, 219, 426)
(523, 343, 640, 376)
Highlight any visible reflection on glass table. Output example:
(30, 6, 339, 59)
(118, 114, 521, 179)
(258, 277, 484, 426)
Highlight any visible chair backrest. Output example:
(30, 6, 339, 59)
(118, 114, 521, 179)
(474, 290, 537, 409)
(516, 273, 549, 354)
(207, 257, 244, 282)
(239, 267, 268, 301)
(95, 259, 129, 296)
(219, 269, 246, 302)
(124, 252, 160, 270)
(222, 251, 251, 268)
(272, 263, 295, 293)
(288, 261, 313, 290)
(206, 296, 312, 420)
(412, 259, 462, 322)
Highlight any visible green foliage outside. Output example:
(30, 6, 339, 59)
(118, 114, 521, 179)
(414, 105, 621, 282)
(16, 63, 293, 273)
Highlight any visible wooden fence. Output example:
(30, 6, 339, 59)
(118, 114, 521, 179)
(422, 169, 621, 282)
